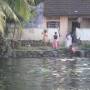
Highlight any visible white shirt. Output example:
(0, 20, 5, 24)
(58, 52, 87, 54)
(65, 35, 72, 48)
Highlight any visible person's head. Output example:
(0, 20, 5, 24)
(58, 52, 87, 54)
(55, 32, 57, 35)
(44, 30, 47, 33)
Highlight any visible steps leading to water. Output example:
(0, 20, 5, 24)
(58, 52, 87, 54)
(11, 49, 90, 58)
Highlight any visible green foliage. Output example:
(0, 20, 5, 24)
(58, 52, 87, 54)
(5, 0, 35, 21)
(27, 0, 35, 5)
(0, 0, 36, 56)
(27, 0, 42, 5)
(34, 0, 42, 5)
(0, 0, 35, 34)
(15, 0, 29, 21)
(0, 0, 19, 33)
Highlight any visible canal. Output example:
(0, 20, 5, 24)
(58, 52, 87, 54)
(0, 57, 90, 90)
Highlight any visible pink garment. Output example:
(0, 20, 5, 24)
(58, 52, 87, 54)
(52, 39, 59, 49)
(72, 46, 78, 53)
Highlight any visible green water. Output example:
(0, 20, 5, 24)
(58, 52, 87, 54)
(0, 58, 90, 90)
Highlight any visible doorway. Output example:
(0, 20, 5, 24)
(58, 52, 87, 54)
(71, 21, 80, 43)
(72, 21, 80, 31)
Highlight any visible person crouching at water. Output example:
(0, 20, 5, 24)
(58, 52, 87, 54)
(52, 32, 59, 49)
(71, 43, 79, 55)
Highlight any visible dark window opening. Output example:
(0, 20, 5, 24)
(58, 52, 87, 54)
(71, 22, 80, 43)
(72, 22, 80, 31)
(47, 21, 60, 28)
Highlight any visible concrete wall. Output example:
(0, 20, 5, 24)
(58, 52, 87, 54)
(44, 16, 69, 44)
(59, 16, 68, 44)
(21, 28, 43, 40)
(21, 17, 90, 43)
(21, 28, 60, 42)
(43, 16, 60, 42)
(76, 28, 90, 40)
(80, 19, 90, 28)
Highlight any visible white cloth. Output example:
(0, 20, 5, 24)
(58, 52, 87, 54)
(76, 28, 90, 41)
(65, 35, 72, 48)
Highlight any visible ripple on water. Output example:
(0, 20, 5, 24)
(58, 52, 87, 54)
(0, 58, 90, 90)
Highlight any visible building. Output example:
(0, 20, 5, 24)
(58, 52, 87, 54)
(44, 0, 90, 44)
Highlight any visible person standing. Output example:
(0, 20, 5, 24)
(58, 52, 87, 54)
(42, 30, 48, 46)
(71, 31, 77, 43)
(52, 32, 59, 49)
(65, 33, 72, 49)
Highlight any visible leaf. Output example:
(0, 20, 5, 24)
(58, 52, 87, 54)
(14, 0, 35, 21)
(0, 0, 19, 22)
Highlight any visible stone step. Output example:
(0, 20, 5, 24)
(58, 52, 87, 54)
(11, 49, 90, 58)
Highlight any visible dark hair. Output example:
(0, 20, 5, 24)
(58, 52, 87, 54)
(54, 32, 58, 39)
(44, 30, 47, 33)
(55, 32, 57, 34)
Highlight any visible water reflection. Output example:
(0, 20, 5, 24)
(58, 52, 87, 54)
(0, 58, 90, 90)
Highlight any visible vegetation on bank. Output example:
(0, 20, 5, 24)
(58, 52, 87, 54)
(0, 0, 37, 34)
(0, 0, 41, 56)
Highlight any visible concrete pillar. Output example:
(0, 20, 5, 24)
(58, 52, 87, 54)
(59, 16, 68, 44)
(43, 17, 47, 30)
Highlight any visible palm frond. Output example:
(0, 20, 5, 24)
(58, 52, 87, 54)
(14, 0, 32, 21)
(0, 0, 35, 37)
(0, 0, 19, 33)
(0, 0, 19, 22)
(0, 8, 6, 33)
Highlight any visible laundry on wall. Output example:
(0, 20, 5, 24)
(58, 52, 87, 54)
(76, 28, 90, 41)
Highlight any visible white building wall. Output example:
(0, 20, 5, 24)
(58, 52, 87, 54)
(21, 28, 43, 40)
(21, 28, 60, 42)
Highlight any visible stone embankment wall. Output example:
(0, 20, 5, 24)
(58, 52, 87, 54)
(12, 50, 63, 58)
(11, 49, 90, 58)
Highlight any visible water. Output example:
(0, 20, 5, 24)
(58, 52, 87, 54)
(0, 57, 90, 90)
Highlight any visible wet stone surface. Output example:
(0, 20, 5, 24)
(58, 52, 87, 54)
(12, 50, 62, 58)
(12, 49, 90, 58)
(0, 57, 90, 90)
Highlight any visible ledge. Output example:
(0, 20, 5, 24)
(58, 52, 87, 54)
(11, 49, 90, 58)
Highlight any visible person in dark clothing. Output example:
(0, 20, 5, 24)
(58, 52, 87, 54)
(71, 31, 77, 43)
(54, 32, 58, 39)
(52, 32, 59, 49)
